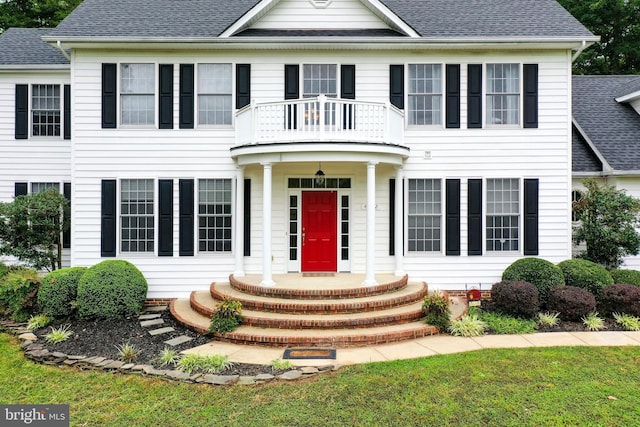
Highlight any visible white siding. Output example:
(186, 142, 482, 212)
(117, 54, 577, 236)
(252, 0, 389, 30)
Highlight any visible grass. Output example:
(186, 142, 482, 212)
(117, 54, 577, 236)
(2, 333, 640, 426)
(269, 358, 294, 371)
(476, 311, 537, 335)
(613, 313, 640, 331)
(537, 312, 560, 327)
(157, 348, 180, 367)
(176, 353, 233, 374)
(449, 313, 486, 337)
(26, 314, 51, 331)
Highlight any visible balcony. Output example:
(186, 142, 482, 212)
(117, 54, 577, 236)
(235, 95, 405, 147)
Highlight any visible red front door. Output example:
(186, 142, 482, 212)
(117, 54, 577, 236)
(301, 191, 337, 272)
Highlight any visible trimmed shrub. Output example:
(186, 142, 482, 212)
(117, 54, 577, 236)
(209, 298, 243, 334)
(610, 269, 640, 287)
(548, 286, 596, 321)
(490, 280, 539, 319)
(0, 261, 8, 279)
(0, 269, 40, 321)
(598, 284, 640, 317)
(38, 267, 87, 318)
(76, 260, 148, 319)
(422, 292, 451, 332)
(558, 259, 613, 295)
(502, 258, 564, 307)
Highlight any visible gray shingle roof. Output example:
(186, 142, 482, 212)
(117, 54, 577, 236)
(573, 76, 640, 172)
(615, 76, 640, 100)
(380, 0, 595, 39)
(0, 28, 69, 66)
(572, 126, 602, 173)
(46, 0, 595, 40)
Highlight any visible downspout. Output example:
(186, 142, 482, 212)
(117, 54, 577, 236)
(571, 40, 586, 62)
(56, 40, 71, 62)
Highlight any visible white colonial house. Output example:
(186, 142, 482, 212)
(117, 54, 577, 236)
(0, 0, 598, 301)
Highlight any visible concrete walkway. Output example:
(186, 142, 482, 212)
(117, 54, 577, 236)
(183, 330, 640, 367)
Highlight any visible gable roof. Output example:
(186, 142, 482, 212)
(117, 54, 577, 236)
(45, 0, 596, 42)
(0, 28, 69, 67)
(573, 75, 640, 173)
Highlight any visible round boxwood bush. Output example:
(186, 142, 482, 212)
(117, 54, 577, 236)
(501, 258, 564, 307)
(490, 280, 539, 319)
(38, 267, 87, 318)
(610, 269, 640, 287)
(547, 285, 596, 321)
(77, 260, 148, 319)
(557, 259, 613, 295)
(598, 284, 640, 317)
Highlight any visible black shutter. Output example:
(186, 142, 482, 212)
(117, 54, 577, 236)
(15, 84, 28, 139)
(524, 178, 539, 255)
(101, 64, 117, 129)
(341, 64, 356, 129)
(467, 64, 482, 129)
(445, 64, 460, 128)
(236, 64, 251, 109)
(468, 179, 482, 255)
(158, 179, 173, 256)
(446, 179, 460, 255)
(63, 84, 71, 139)
(179, 179, 194, 256)
(284, 64, 299, 129)
(14, 182, 28, 197)
(63, 182, 71, 249)
(179, 64, 194, 129)
(389, 65, 404, 109)
(159, 64, 174, 129)
(523, 64, 538, 129)
(101, 179, 117, 257)
(389, 179, 395, 256)
(244, 179, 251, 256)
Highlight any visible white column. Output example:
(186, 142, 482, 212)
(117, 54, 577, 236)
(261, 162, 275, 287)
(394, 166, 405, 277)
(363, 161, 378, 286)
(234, 167, 245, 277)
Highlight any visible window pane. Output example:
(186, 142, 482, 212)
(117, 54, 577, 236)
(121, 179, 154, 253)
(408, 64, 442, 125)
(408, 179, 441, 252)
(198, 179, 232, 253)
(32, 84, 61, 137)
(486, 178, 520, 252)
(303, 64, 337, 97)
(486, 64, 520, 125)
(197, 64, 232, 125)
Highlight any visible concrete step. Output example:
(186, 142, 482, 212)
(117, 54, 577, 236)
(210, 281, 428, 314)
(191, 291, 424, 329)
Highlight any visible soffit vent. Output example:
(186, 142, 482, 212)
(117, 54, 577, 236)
(309, 0, 332, 8)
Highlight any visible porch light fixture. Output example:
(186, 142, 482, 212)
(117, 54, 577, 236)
(314, 163, 325, 187)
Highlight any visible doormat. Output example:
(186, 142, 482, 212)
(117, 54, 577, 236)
(302, 272, 335, 277)
(282, 348, 337, 360)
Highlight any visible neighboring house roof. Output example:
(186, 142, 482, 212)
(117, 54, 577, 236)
(45, 0, 595, 41)
(0, 28, 69, 66)
(573, 75, 640, 174)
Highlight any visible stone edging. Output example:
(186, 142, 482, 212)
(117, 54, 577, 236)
(0, 320, 342, 386)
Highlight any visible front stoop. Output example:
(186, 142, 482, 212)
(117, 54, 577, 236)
(170, 275, 438, 348)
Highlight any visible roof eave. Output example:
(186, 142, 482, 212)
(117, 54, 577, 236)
(572, 118, 614, 173)
(615, 90, 640, 103)
(0, 64, 69, 71)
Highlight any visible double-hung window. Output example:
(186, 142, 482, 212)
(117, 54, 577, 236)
(120, 63, 155, 126)
(408, 64, 442, 125)
(303, 64, 337, 125)
(31, 84, 61, 137)
(486, 178, 519, 251)
(198, 179, 232, 252)
(31, 182, 60, 194)
(408, 179, 442, 252)
(121, 179, 155, 253)
(486, 64, 520, 125)
(198, 64, 232, 125)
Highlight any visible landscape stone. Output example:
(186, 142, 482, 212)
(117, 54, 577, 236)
(52, 352, 68, 359)
(190, 374, 202, 382)
(67, 355, 86, 360)
(148, 327, 175, 336)
(317, 365, 334, 372)
(120, 363, 135, 370)
(104, 361, 125, 369)
(278, 370, 303, 381)
(166, 370, 191, 381)
(131, 365, 147, 371)
(300, 367, 319, 374)
(63, 360, 77, 366)
(237, 376, 256, 385)
(138, 313, 161, 320)
(26, 343, 44, 351)
(88, 357, 106, 365)
(97, 359, 115, 367)
(144, 305, 168, 312)
(163, 335, 193, 346)
(254, 373, 275, 381)
(332, 364, 343, 371)
(203, 374, 239, 385)
(18, 332, 37, 341)
(140, 319, 164, 327)
(20, 340, 34, 348)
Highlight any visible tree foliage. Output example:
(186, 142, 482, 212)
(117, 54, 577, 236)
(0, 189, 69, 271)
(0, 0, 82, 33)
(573, 179, 640, 269)
(559, 0, 640, 74)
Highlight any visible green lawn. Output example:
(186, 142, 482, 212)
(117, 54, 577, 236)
(2, 333, 640, 426)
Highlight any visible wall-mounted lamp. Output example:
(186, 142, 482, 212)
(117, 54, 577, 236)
(314, 162, 325, 187)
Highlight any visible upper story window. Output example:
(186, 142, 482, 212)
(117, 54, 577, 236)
(121, 179, 155, 253)
(198, 63, 232, 126)
(408, 64, 442, 126)
(303, 64, 337, 98)
(31, 84, 60, 137)
(486, 64, 520, 125)
(486, 178, 520, 251)
(120, 63, 155, 126)
(408, 178, 442, 252)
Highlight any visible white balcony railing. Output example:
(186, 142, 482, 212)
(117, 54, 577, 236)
(236, 95, 404, 146)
